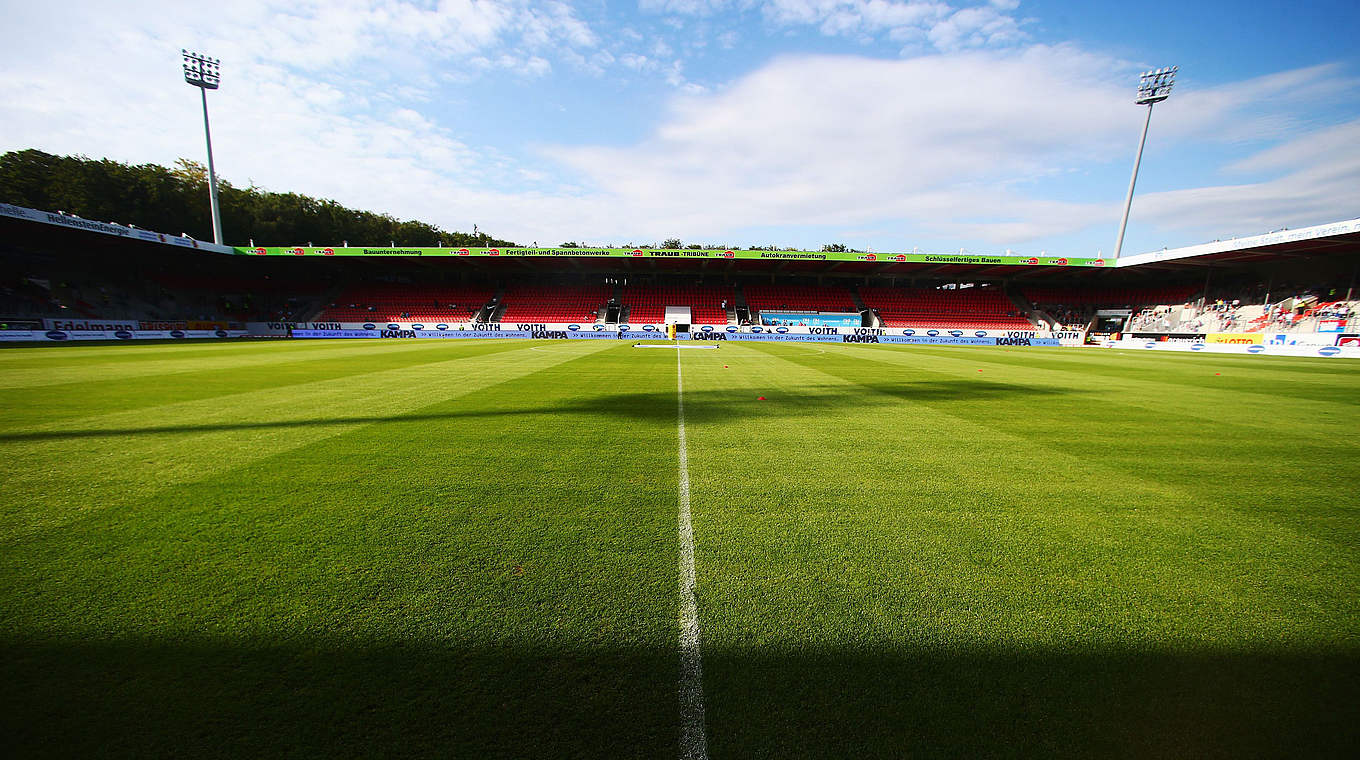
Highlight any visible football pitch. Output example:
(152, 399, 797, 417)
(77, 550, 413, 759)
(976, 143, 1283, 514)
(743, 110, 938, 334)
(2, 338, 1357, 758)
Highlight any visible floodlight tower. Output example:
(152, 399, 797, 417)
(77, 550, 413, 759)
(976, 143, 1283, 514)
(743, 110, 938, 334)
(182, 50, 224, 245)
(1113, 66, 1177, 260)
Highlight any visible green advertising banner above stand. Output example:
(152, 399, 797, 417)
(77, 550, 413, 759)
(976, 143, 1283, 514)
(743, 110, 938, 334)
(233, 245, 1110, 268)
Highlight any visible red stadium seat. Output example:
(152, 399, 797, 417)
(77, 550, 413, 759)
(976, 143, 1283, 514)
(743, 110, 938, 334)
(859, 286, 1033, 330)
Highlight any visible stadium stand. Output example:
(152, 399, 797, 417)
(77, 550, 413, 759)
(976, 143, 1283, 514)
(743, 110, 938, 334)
(1021, 285, 1199, 308)
(743, 284, 857, 314)
(621, 284, 732, 324)
(498, 283, 612, 323)
(154, 274, 328, 322)
(318, 284, 494, 322)
(859, 286, 1033, 329)
(1022, 285, 1200, 331)
(1, 252, 323, 324)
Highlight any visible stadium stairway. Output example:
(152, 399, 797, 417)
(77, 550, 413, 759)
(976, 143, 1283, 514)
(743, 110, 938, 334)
(849, 286, 870, 314)
(846, 285, 880, 327)
(302, 282, 348, 322)
(1006, 288, 1050, 329)
(473, 288, 504, 322)
(733, 284, 751, 324)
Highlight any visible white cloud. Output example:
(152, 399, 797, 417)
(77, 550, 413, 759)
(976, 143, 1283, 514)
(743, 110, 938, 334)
(926, 4, 1025, 50)
(1154, 64, 1360, 144)
(619, 53, 656, 71)
(1, 0, 1355, 252)
(761, 0, 954, 40)
(546, 47, 1131, 239)
(640, 1, 1025, 52)
(0, 1, 601, 209)
(1134, 119, 1360, 237)
(639, 0, 736, 16)
(537, 47, 1358, 247)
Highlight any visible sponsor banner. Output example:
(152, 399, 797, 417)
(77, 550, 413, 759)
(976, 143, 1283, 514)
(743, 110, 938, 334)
(616, 330, 668, 340)
(566, 331, 617, 339)
(0, 331, 44, 342)
(760, 325, 851, 336)
(879, 336, 993, 345)
(1111, 339, 1360, 358)
(1338, 333, 1360, 348)
(761, 312, 862, 328)
(432, 330, 532, 339)
(995, 337, 1060, 347)
(1129, 332, 1207, 343)
(1317, 319, 1347, 333)
(1265, 333, 1340, 347)
(1, 202, 233, 254)
(236, 242, 1108, 267)
(291, 329, 533, 339)
(248, 321, 626, 335)
(250, 322, 1091, 341)
(843, 334, 1062, 346)
(1, 329, 246, 342)
(291, 329, 380, 339)
(1205, 332, 1264, 345)
(247, 321, 293, 335)
(728, 332, 841, 342)
(756, 326, 1056, 338)
(1051, 330, 1087, 347)
(146, 330, 240, 339)
(43, 318, 139, 331)
(509, 322, 631, 332)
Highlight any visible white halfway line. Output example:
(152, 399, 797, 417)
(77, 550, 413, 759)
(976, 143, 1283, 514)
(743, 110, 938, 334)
(676, 347, 709, 760)
(634, 343, 719, 349)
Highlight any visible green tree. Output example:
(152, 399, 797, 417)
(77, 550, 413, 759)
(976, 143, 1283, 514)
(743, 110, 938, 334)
(0, 149, 516, 247)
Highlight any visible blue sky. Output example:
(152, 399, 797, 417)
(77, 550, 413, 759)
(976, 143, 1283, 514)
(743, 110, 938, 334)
(1, 0, 1358, 257)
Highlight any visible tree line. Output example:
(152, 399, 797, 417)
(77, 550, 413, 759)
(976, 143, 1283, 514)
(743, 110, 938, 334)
(0, 149, 513, 247)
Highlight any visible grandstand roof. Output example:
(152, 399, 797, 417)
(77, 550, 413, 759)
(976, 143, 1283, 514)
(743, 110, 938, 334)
(1115, 218, 1360, 270)
(4, 201, 1357, 284)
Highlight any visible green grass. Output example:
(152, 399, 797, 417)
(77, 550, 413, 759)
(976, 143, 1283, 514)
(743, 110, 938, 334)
(1, 339, 1357, 758)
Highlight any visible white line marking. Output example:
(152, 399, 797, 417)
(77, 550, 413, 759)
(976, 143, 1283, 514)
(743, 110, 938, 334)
(676, 348, 709, 760)
(635, 344, 719, 349)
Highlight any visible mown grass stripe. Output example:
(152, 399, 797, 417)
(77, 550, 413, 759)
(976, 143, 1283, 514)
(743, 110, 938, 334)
(827, 343, 1360, 434)
(0, 340, 616, 543)
(675, 346, 709, 760)
(0, 337, 517, 390)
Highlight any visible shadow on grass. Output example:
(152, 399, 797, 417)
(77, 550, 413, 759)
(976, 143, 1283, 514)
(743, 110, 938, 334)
(1, 637, 1354, 758)
(0, 381, 1086, 443)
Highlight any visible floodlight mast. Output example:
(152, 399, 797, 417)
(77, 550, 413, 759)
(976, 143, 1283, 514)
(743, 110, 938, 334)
(182, 50, 224, 245)
(1113, 66, 1177, 260)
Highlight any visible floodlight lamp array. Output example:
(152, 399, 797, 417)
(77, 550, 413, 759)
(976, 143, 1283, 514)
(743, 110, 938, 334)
(1135, 65, 1176, 105)
(182, 50, 221, 90)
